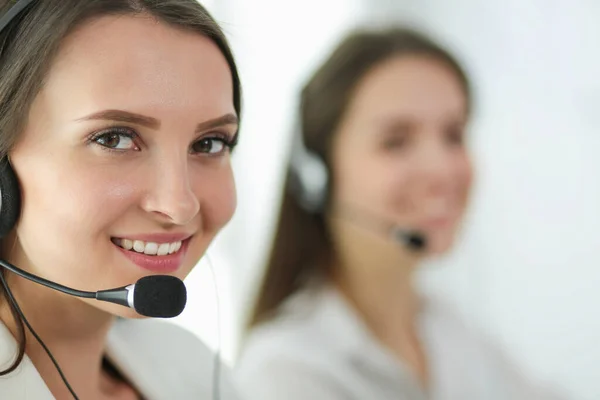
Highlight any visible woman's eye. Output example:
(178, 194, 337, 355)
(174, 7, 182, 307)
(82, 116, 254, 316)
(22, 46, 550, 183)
(445, 127, 465, 146)
(191, 137, 230, 155)
(380, 122, 411, 152)
(92, 129, 138, 151)
(382, 135, 408, 150)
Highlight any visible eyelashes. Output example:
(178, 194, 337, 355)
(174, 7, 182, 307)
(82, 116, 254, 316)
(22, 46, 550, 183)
(379, 127, 466, 152)
(88, 126, 238, 155)
(445, 127, 465, 146)
(90, 127, 139, 151)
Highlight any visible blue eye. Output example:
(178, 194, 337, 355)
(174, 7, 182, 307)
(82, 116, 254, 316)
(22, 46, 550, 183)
(191, 136, 232, 155)
(92, 128, 138, 151)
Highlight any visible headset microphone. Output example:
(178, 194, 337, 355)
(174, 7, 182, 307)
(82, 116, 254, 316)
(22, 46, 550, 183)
(0, 256, 187, 400)
(0, 259, 187, 318)
(390, 226, 427, 251)
(336, 205, 428, 252)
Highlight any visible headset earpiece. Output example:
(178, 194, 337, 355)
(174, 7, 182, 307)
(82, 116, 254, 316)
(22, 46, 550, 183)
(287, 120, 329, 213)
(0, 157, 21, 238)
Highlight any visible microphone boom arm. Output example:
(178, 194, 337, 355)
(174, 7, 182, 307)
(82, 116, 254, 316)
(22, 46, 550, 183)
(0, 259, 96, 298)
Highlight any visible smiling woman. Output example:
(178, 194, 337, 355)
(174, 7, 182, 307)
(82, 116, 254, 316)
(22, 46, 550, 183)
(0, 1, 242, 399)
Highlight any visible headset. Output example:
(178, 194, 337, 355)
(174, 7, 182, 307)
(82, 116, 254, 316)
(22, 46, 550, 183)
(287, 118, 329, 213)
(0, 0, 35, 238)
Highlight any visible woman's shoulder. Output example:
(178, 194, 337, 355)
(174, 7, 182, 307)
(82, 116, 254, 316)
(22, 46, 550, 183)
(111, 317, 210, 348)
(0, 321, 55, 398)
(235, 303, 353, 400)
(239, 285, 353, 364)
(107, 318, 241, 400)
(109, 318, 215, 364)
(236, 287, 429, 400)
(236, 285, 373, 377)
(419, 294, 568, 400)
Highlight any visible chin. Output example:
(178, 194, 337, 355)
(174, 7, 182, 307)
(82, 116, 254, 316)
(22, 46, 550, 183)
(84, 300, 150, 320)
(114, 308, 149, 320)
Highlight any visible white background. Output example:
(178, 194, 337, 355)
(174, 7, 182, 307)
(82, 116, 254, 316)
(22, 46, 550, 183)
(172, 2, 600, 399)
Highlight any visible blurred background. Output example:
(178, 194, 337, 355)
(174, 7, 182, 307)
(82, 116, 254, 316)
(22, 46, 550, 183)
(172, 1, 600, 399)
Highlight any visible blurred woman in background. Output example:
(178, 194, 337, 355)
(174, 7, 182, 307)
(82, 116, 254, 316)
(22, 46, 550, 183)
(235, 27, 564, 400)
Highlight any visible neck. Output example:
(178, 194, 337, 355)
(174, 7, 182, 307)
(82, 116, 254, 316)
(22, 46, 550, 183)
(329, 220, 429, 386)
(0, 271, 119, 399)
(329, 216, 422, 334)
(334, 253, 420, 340)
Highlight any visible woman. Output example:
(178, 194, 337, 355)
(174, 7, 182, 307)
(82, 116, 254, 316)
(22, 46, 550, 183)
(0, 0, 241, 399)
(236, 28, 565, 399)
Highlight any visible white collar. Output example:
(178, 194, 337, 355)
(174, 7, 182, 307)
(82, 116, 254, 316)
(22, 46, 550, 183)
(0, 318, 219, 399)
(0, 321, 55, 399)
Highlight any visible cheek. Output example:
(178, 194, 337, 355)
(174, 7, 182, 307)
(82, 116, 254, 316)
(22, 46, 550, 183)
(196, 166, 236, 232)
(19, 166, 136, 234)
(332, 153, 394, 208)
(453, 154, 474, 202)
(13, 164, 138, 285)
(181, 167, 235, 274)
(360, 158, 412, 211)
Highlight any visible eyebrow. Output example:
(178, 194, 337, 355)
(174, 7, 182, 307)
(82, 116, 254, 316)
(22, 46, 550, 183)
(76, 109, 239, 132)
(376, 112, 467, 128)
(195, 113, 239, 132)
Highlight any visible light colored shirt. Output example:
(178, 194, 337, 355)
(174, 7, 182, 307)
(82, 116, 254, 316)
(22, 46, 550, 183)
(0, 318, 240, 399)
(235, 284, 565, 400)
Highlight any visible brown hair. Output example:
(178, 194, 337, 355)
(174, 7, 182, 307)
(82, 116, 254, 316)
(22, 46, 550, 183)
(0, 0, 241, 375)
(248, 27, 471, 328)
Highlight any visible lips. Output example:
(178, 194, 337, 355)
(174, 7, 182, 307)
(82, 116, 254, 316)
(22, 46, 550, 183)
(419, 216, 453, 229)
(111, 236, 192, 273)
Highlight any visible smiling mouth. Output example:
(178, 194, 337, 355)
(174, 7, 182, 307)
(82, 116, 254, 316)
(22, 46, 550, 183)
(111, 238, 183, 256)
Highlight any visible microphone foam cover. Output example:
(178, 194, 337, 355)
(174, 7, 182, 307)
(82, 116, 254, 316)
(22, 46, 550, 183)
(392, 228, 427, 252)
(133, 275, 187, 318)
(405, 232, 427, 251)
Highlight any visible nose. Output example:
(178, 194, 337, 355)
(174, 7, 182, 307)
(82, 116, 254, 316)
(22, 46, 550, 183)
(141, 156, 200, 226)
(412, 136, 459, 194)
(416, 139, 449, 172)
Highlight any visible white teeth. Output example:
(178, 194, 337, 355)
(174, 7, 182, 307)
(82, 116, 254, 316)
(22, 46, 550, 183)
(157, 243, 170, 256)
(133, 240, 145, 252)
(122, 239, 133, 250)
(144, 242, 158, 255)
(116, 238, 183, 256)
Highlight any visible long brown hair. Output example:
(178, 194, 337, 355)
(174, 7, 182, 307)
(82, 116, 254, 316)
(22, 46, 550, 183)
(248, 27, 471, 328)
(0, 0, 241, 375)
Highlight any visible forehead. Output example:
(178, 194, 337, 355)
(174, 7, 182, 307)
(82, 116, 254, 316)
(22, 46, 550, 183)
(39, 14, 233, 119)
(347, 55, 467, 120)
